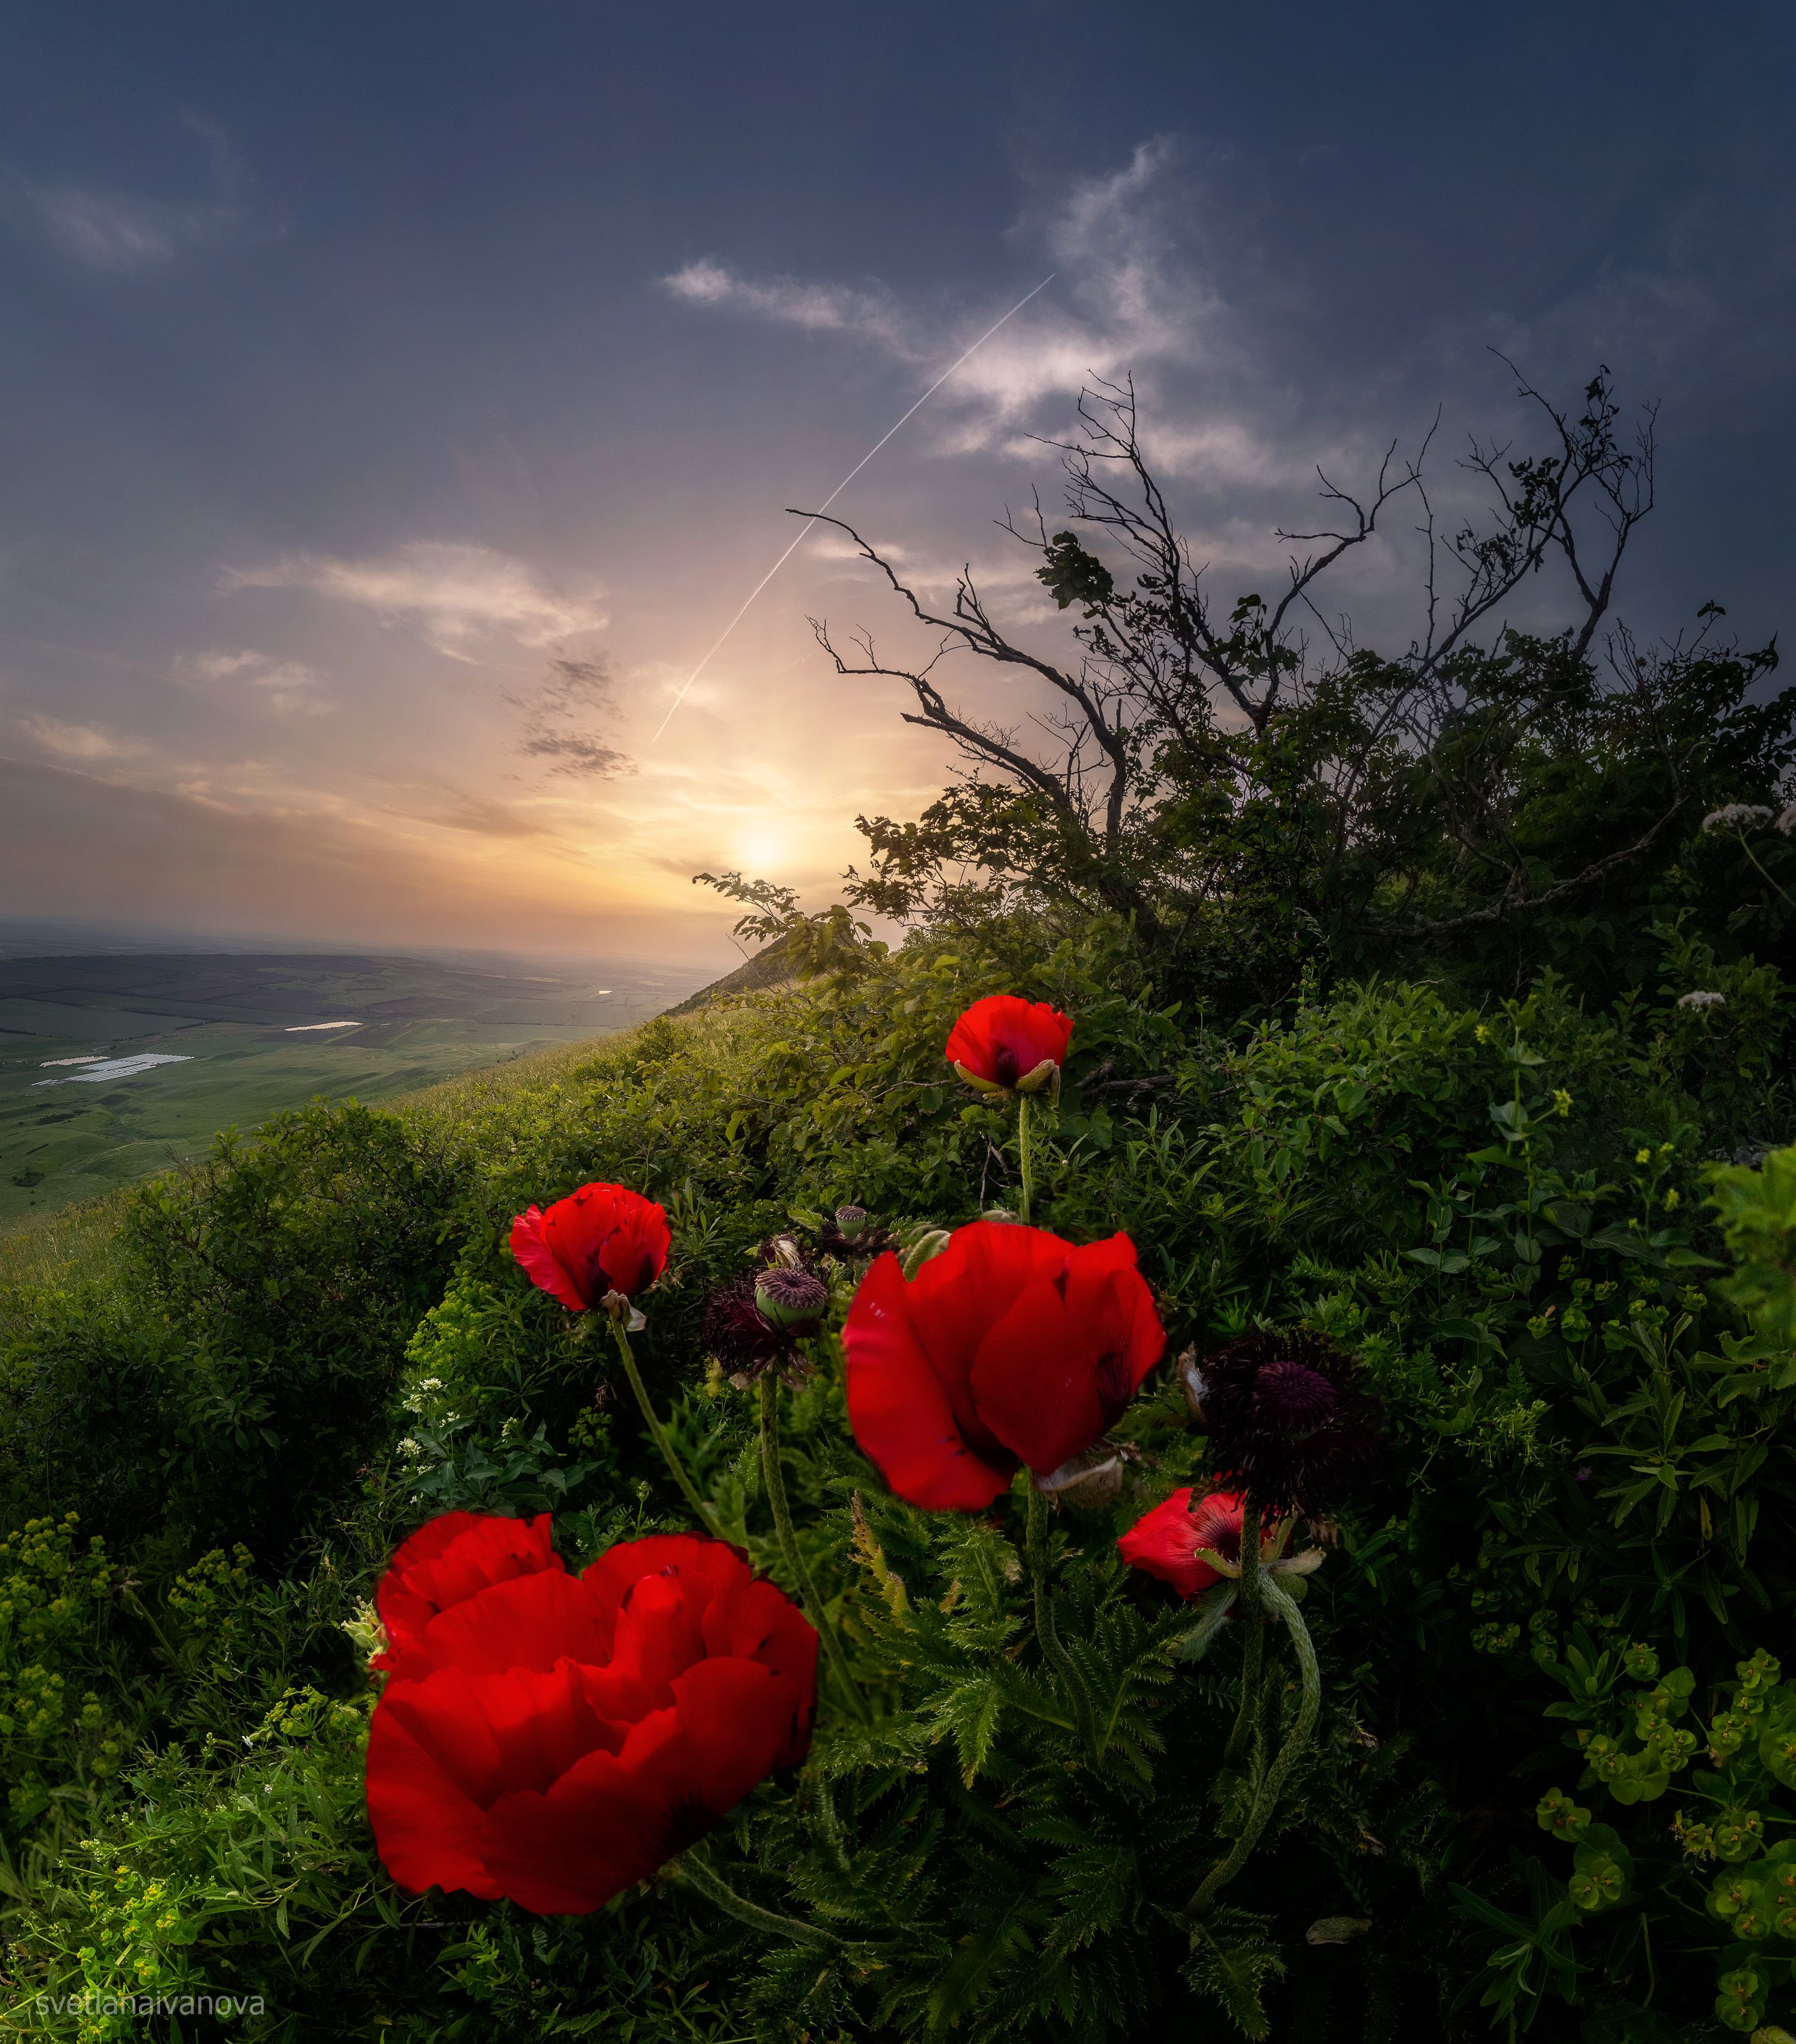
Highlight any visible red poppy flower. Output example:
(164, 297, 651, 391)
(945, 995, 1073, 1096)
(510, 1182, 672, 1312)
(1117, 1488, 1252, 1600)
(366, 1526, 817, 1915)
(843, 1219, 1164, 1512)
(374, 1510, 563, 1678)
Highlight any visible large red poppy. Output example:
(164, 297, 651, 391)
(374, 1510, 563, 1680)
(843, 1219, 1164, 1511)
(510, 1182, 671, 1312)
(366, 1524, 817, 1915)
(1117, 1488, 1250, 1600)
(945, 995, 1073, 1096)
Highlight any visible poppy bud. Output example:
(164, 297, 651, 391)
(754, 1267, 829, 1335)
(901, 1228, 953, 1280)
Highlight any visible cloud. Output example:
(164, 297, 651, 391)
(223, 542, 608, 659)
(662, 258, 908, 348)
(510, 655, 632, 779)
(17, 713, 144, 762)
(390, 788, 555, 839)
(178, 648, 330, 715)
(3, 122, 256, 273)
(658, 141, 1296, 479)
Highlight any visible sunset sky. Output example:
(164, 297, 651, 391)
(2, 3, 1793, 970)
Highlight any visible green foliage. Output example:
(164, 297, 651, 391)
(0, 865, 1793, 2036)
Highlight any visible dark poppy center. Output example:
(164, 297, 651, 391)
(1253, 1359, 1337, 1441)
(991, 1041, 1022, 1088)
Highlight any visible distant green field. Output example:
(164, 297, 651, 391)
(0, 949, 699, 1229)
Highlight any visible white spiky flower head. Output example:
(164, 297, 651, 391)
(1677, 989, 1727, 1009)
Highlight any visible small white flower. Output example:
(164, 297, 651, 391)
(500, 1416, 520, 1442)
(1677, 989, 1727, 1009)
(1701, 803, 1774, 831)
(396, 1436, 425, 1461)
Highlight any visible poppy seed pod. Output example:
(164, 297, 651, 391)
(754, 1267, 829, 1335)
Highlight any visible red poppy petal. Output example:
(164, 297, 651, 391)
(401, 1567, 613, 1680)
(1117, 1488, 1224, 1600)
(579, 1534, 733, 1634)
(967, 1276, 1111, 1475)
(510, 1207, 591, 1312)
(632, 1656, 810, 1808)
(606, 1571, 707, 1699)
(845, 1251, 1015, 1511)
(377, 1511, 562, 1671)
(905, 1222, 1065, 1456)
(1062, 1236, 1166, 1409)
(480, 1745, 672, 1914)
(366, 1689, 503, 1899)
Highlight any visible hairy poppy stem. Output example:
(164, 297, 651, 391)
(1025, 1483, 1090, 1746)
(608, 1320, 726, 1540)
(1221, 1498, 1265, 1774)
(1188, 1570, 1321, 1921)
(1017, 1092, 1034, 1224)
(672, 1849, 845, 1949)
(758, 1374, 872, 1724)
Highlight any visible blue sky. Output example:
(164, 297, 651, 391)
(1, 1, 1791, 961)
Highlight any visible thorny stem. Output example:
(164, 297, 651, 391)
(672, 1849, 844, 1949)
(1220, 1499, 1265, 1774)
(608, 1318, 726, 1540)
(759, 1374, 871, 1724)
(1017, 1092, 1034, 1224)
(1026, 1483, 1091, 1747)
(1188, 1569, 1322, 1921)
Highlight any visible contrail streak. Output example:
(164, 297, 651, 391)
(650, 272, 1055, 741)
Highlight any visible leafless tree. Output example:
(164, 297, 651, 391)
(795, 360, 1676, 944)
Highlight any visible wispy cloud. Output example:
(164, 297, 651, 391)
(662, 258, 909, 348)
(17, 712, 144, 762)
(666, 144, 1242, 448)
(178, 648, 330, 715)
(3, 122, 256, 273)
(510, 655, 631, 779)
(223, 543, 608, 660)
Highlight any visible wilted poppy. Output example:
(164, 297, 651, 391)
(946, 995, 1073, 1096)
(1190, 1329, 1380, 1519)
(843, 1218, 1164, 1512)
(366, 1525, 817, 1915)
(1118, 1488, 1256, 1600)
(702, 1265, 831, 1387)
(510, 1182, 671, 1312)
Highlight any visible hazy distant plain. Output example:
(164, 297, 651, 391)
(0, 950, 700, 1226)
